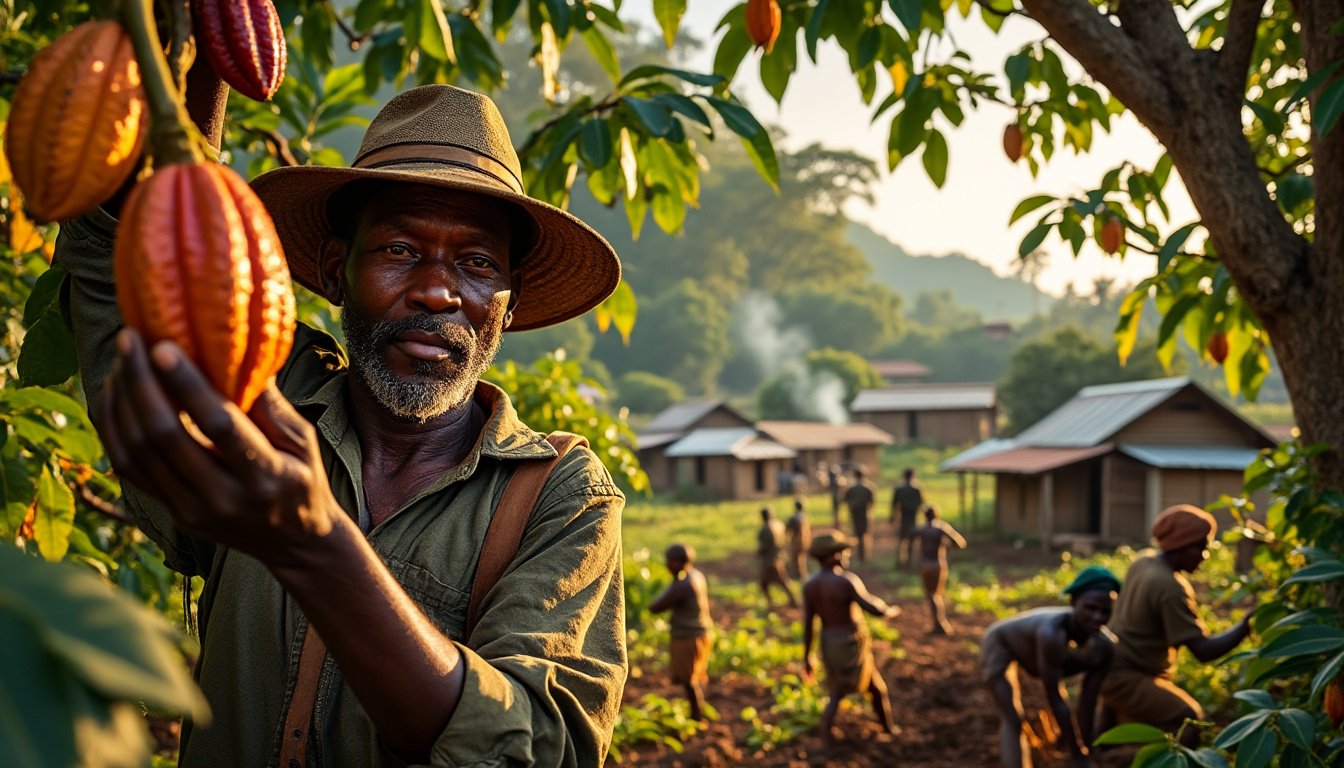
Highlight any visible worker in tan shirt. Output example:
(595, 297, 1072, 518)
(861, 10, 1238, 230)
(649, 543, 713, 721)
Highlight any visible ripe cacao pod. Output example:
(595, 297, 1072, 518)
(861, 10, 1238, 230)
(745, 0, 782, 54)
(4, 20, 146, 224)
(1100, 216, 1124, 254)
(1002, 124, 1023, 163)
(1326, 681, 1344, 728)
(115, 162, 295, 412)
(1206, 332, 1229, 365)
(193, 0, 287, 102)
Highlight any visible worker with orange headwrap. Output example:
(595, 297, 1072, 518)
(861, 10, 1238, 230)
(1099, 505, 1255, 746)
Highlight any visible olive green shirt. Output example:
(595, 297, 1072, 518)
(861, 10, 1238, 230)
(55, 210, 628, 767)
(1108, 552, 1206, 678)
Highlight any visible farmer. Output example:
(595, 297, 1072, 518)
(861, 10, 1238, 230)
(802, 531, 900, 744)
(843, 464, 877, 562)
(981, 566, 1122, 768)
(56, 84, 627, 765)
(757, 506, 799, 610)
(649, 543, 713, 721)
(822, 461, 847, 527)
(891, 467, 925, 568)
(910, 506, 967, 635)
(1100, 505, 1254, 746)
(785, 497, 812, 579)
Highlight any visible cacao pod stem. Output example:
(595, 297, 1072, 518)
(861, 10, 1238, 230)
(120, 0, 202, 165)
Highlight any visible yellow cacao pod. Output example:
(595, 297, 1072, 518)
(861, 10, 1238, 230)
(5, 20, 146, 224)
(115, 162, 296, 412)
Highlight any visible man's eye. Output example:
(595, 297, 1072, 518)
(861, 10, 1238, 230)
(384, 244, 411, 257)
(464, 255, 496, 269)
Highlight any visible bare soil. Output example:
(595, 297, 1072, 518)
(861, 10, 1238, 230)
(618, 534, 1139, 768)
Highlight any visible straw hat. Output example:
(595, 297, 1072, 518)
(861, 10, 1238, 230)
(250, 84, 621, 331)
(808, 530, 852, 560)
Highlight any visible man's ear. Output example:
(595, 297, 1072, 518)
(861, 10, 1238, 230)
(503, 271, 522, 329)
(318, 237, 347, 306)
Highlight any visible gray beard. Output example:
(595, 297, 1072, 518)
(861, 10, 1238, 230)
(341, 309, 501, 423)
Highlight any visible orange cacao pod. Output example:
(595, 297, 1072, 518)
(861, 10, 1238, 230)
(115, 163, 295, 412)
(745, 0, 782, 54)
(1100, 216, 1124, 254)
(4, 20, 146, 224)
(193, 0, 287, 101)
(1002, 124, 1023, 163)
(1326, 681, 1344, 728)
(1206, 332, 1229, 365)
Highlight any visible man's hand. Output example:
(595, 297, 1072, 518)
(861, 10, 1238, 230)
(885, 605, 902, 620)
(802, 655, 814, 681)
(98, 329, 344, 567)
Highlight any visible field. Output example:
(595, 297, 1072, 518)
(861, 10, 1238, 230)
(613, 449, 1247, 767)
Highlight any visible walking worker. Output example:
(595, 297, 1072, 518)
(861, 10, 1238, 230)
(843, 465, 877, 562)
(910, 506, 967, 635)
(785, 497, 812, 579)
(981, 566, 1122, 768)
(757, 506, 799, 610)
(802, 531, 900, 744)
(649, 543, 713, 721)
(1100, 505, 1255, 746)
(57, 82, 627, 765)
(891, 467, 925, 568)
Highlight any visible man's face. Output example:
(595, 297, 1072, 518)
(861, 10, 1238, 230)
(336, 185, 518, 422)
(1171, 541, 1211, 572)
(1071, 590, 1114, 634)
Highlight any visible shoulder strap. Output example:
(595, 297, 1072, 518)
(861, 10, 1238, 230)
(466, 432, 588, 635)
(275, 432, 587, 768)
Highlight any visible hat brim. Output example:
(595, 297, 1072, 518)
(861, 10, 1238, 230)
(249, 162, 621, 332)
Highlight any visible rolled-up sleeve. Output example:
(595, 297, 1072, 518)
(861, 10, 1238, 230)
(432, 449, 627, 767)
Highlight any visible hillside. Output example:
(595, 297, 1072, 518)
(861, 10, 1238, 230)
(847, 222, 1046, 322)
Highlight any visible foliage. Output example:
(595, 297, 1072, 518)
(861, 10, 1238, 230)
(484, 350, 648, 494)
(594, 278, 731, 395)
(616, 370, 685, 416)
(756, 346, 882, 422)
(741, 674, 830, 752)
(803, 348, 884, 405)
(0, 545, 206, 767)
(608, 693, 714, 762)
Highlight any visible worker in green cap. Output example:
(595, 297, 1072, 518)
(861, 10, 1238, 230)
(979, 565, 1122, 768)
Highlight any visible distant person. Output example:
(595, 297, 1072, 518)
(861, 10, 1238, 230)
(825, 463, 847, 527)
(981, 566, 1122, 768)
(843, 465, 877, 562)
(911, 506, 966, 635)
(891, 468, 925, 568)
(649, 544, 713, 721)
(792, 463, 810, 497)
(802, 531, 900, 745)
(1100, 505, 1255, 747)
(785, 497, 813, 579)
(756, 507, 798, 610)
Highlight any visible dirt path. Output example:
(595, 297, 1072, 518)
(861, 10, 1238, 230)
(617, 536, 1136, 767)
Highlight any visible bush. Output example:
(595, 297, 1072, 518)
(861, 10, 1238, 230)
(616, 371, 685, 415)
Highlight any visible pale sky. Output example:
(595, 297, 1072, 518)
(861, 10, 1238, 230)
(628, 3, 1200, 296)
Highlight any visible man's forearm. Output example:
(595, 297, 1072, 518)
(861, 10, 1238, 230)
(270, 515, 464, 762)
(1047, 692, 1084, 757)
(1187, 619, 1252, 662)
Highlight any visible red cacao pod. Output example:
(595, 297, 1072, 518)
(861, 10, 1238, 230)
(1327, 681, 1344, 728)
(4, 20, 146, 224)
(745, 0, 782, 54)
(193, 0, 287, 102)
(1206, 332, 1229, 365)
(115, 162, 295, 412)
(1002, 124, 1023, 163)
(1100, 216, 1124, 254)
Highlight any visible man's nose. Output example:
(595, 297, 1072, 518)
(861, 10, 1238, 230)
(407, 261, 462, 312)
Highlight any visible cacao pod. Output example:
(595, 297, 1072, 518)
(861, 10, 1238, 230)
(115, 162, 295, 412)
(1002, 124, 1023, 163)
(1326, 681, 1344, 728)
(1100, 216, 1124, 254)
(4, 20, 146, 224)
(745, 0, 782, 54)
(1206, 332, 1229, 365)
(193, 0, 287, 102)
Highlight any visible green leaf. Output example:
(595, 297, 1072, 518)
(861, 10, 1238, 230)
(653, 0, 685, 48)
(579, 118, 613, 168)
(624, 97, 675, 137)
(1282, 560, 1344, 586)
(1277, 708, 1315, 751)
(0, 609, 78, 768)
(1158, 222, 1200, 273)
(1018, 221, 1052, 258)
(491, 0, 524, 35)
(581, 27, 621, 83)
(414, 0, 455, 63)
(1157, 293, 1202, 349)
(32, 466, 73, 562)
(1282, 60, 1344, 112)
(1259, 624, 1344, 659)
(1094, 722, 1169, 745)
(1314, 78, 1344, 135)
(1114, 285, 1147, 366)
(543, 0, 571, 36)
(805, 0, 830, 62)
(922, 129, 948, 187)
(18, 311, 78, 388)
(21, 263, 65, 328)
(888, 0, 921, 33)
(1275, 173, 1313, 216)
(712, 23, 753, 85)
(1232, 689, 1276, 708)
(651, 93, 713, 130)
(1213, 710, 1271, 749)
(620, 65, 725, 89)
(1310, 649, 1344, 700)
(596, 280, 639, 344)
(1233, 727, 1275, 768)
(707, 97, 779, 190)
(1145, 751, 1188, 768)
(1004, 52, 1030, 99)
(759, 13, 798, 103)
(1009, 195, 1056, 225)
(1245, 99, 1285, 134)
(1187, 748, 1231, 768)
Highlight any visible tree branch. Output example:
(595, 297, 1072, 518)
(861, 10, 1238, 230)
(1219, 0, 1264, 99)
(326, 0, 369, 51)
(76, 480, 132, 523)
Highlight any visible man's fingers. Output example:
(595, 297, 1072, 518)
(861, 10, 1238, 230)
(248, 384, 317, 458)
(105, 350, 202, 509)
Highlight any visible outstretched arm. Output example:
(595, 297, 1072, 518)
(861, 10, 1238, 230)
(942, 523, 968, 550)
(649, 578, 689, 614)
(1185, 613, 1253, 662)
(847, 573, 901, 618)
(1036, 625, 1090, 763)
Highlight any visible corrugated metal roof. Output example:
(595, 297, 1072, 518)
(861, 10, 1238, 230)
(1118, 444, 1262, 471)
(642, 400, 750, 433)
(635, 432, 681, 450)
(756, 420, 894, 449)
(1013, 377, 1189, 448)
(850, 384, 996, 412)
(951, 444, 1113, 474)
(664, 428, 797, 460)
(940, 438, 1018, 472)
(870, 359, 930, 379)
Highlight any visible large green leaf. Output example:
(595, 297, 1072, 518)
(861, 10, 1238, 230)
(1258, 624, 1344, 659)
(581, 26, 621, 83)
(1213, 710, 1271, 749)
(706, 97, 779, 190)
(32, 465, 73, 562)
(922, 129, 948, 187)
(17, 312, 78, 387)
(1282, 560, 1344, 586)
(20, 263, 65, 328)
(579, 118, 614, 168)
(1277, 708, 1315, 751)
(652, 0, 685, 48)
(0, 611, 76, 768)
(1233, 727, 1276, 768)
(1094, 722, 1168, 745)
(0, 448, 35, 536)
